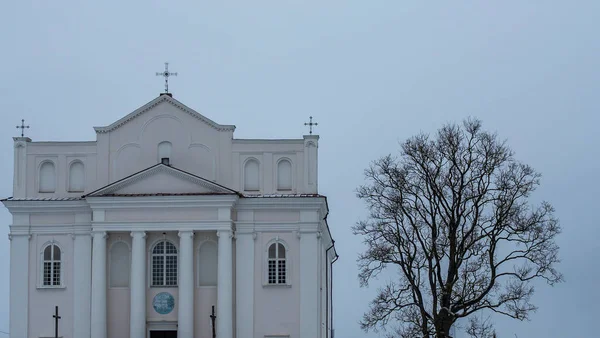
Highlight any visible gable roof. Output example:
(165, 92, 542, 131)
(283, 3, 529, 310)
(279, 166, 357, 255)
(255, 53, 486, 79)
(93, 94, 236, 133)
(84, 163, 240, 197)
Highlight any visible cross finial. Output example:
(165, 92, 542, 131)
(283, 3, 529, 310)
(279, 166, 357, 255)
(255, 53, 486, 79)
(304, 116, 318, 135)
(16, 119, 29, 137)
(156, 62, 178, 93)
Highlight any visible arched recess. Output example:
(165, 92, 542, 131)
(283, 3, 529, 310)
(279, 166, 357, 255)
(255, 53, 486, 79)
(109, 241, 131, 288)
(277, 158, 293, 191)
(68, 161, 85, 192)
(197, 240, 218, 286)
(244, 158, 260, 191)
(39, 161, 56, 193)
(158, 141, 173, 164)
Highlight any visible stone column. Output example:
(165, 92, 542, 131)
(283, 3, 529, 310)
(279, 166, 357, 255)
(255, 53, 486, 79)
(235, 230, 255, 338)
(217, 230, 233, 338)
(178, 231, 194, 338)
(9, 234, 30, 338)
(73, 233, 92, 338)
(91, 232, 108, 338)
(130, 231, 147, 338)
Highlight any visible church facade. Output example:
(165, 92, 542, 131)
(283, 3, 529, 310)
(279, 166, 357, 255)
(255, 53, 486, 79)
(3, 93, 337, 338)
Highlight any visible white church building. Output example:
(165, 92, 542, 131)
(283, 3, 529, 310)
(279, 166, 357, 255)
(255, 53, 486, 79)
(3, 92, 337, 338)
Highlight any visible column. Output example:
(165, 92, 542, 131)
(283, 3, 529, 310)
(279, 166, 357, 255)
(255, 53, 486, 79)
(217, 230, 233, 338)
(91, 232, 107, 338)
(9, 234, 29, 338)
(178, 231, 194, 338)
(300, 232, 319, 338)
(74, 233, 92, 338)
(130, 231, 147, 338)
(235, 231, 255, 338)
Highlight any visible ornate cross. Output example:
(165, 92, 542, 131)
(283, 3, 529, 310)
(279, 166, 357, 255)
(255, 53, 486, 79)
(304, 116, 318, 135)
(53, 306, 61, 338)
(156, 62, 178, 93)
(16, 119, 29, 137)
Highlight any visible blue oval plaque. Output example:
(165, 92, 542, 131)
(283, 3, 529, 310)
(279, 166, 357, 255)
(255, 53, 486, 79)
(152, 292, 175, 315)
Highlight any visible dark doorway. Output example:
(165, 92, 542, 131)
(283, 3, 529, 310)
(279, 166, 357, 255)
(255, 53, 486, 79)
(150, 330, 177, 338)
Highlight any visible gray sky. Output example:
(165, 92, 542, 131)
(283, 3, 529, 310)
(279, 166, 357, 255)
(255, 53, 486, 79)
(1, 1, 598, 337)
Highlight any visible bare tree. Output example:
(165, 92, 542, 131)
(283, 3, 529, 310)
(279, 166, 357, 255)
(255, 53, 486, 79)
(353, 119, 562, 338)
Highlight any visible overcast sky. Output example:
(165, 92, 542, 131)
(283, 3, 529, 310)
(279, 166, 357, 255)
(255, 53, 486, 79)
(1, 1, 598, 337)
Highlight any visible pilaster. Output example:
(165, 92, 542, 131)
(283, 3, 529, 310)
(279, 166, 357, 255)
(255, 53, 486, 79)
(9, 233, 30, 338)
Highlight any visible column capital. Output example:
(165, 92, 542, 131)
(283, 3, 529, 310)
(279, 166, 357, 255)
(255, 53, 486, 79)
(130, 231, 147, 239)
(92, 231, 108, 239)
(178, 230, 194, 239)
(216, 230, 234, 239)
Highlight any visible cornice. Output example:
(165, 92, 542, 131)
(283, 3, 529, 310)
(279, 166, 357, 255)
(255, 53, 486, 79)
(2, 199, 91, 213)
(94, 95, 235, 133)
(85, 164, 238, 197)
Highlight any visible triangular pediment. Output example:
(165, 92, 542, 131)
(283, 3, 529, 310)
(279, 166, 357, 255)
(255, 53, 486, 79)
(93, 94, 236, 134)
(85, 164, 239, 197)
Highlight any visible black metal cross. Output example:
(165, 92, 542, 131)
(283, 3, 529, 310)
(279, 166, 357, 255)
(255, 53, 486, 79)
(53, 306, 61, 338)
(16, 119, 29, 137)
(210, 305, 216, 338)
(156, 62, 178, 93)
(304, 116, 318, 135)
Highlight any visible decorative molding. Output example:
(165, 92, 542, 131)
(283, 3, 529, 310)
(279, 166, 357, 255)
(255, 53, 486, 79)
(316, 231, 322, 239)
(252, 232, 257, 241)
(294, 230, 301, 240)
(94, 95, 235, 133)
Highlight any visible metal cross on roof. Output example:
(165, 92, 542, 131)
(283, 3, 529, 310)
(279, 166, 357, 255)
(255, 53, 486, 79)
(16, 119, 29, 137)
(304, 116, 318, 135)
(156, 62, 178, 93)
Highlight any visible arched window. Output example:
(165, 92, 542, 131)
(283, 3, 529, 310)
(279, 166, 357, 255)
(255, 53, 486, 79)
(158, 141, 172, 164)
(268, 242, 287, 284)
(244, 159, 260, 191)
(198, 241, 218, 286)
(277, 159, 292, 190)
(42, 244, 62, 286)
(68, 161, 85, 192)
(110, 242, 130, 288)
(39, 161, 56, 192)
(151, 240, 178, 286)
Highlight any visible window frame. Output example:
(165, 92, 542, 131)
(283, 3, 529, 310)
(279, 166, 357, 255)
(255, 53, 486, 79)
(39, 242, 64, 289)
(264, 238, 291, 287)
(150, 239, 178, 287)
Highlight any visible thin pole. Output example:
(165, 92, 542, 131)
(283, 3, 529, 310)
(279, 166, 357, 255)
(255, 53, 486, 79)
(53, 306, 60, 338)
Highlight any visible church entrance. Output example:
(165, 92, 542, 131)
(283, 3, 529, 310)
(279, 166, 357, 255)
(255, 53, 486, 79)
(149, 330, 177, 338)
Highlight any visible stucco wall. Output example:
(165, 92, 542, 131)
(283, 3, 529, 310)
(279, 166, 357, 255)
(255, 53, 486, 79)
(253, 232, 300, 338)
(28, 234, 74, 338)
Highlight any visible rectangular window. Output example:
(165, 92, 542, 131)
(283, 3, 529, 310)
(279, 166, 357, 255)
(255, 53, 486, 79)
(152, 256, 164, 286)
(166, 256, 177, 286)
(268, 260, 277, 284)
(53, 262, 61, 286)
(278, 260, 286, 284)
(43, 262, 52, 286)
